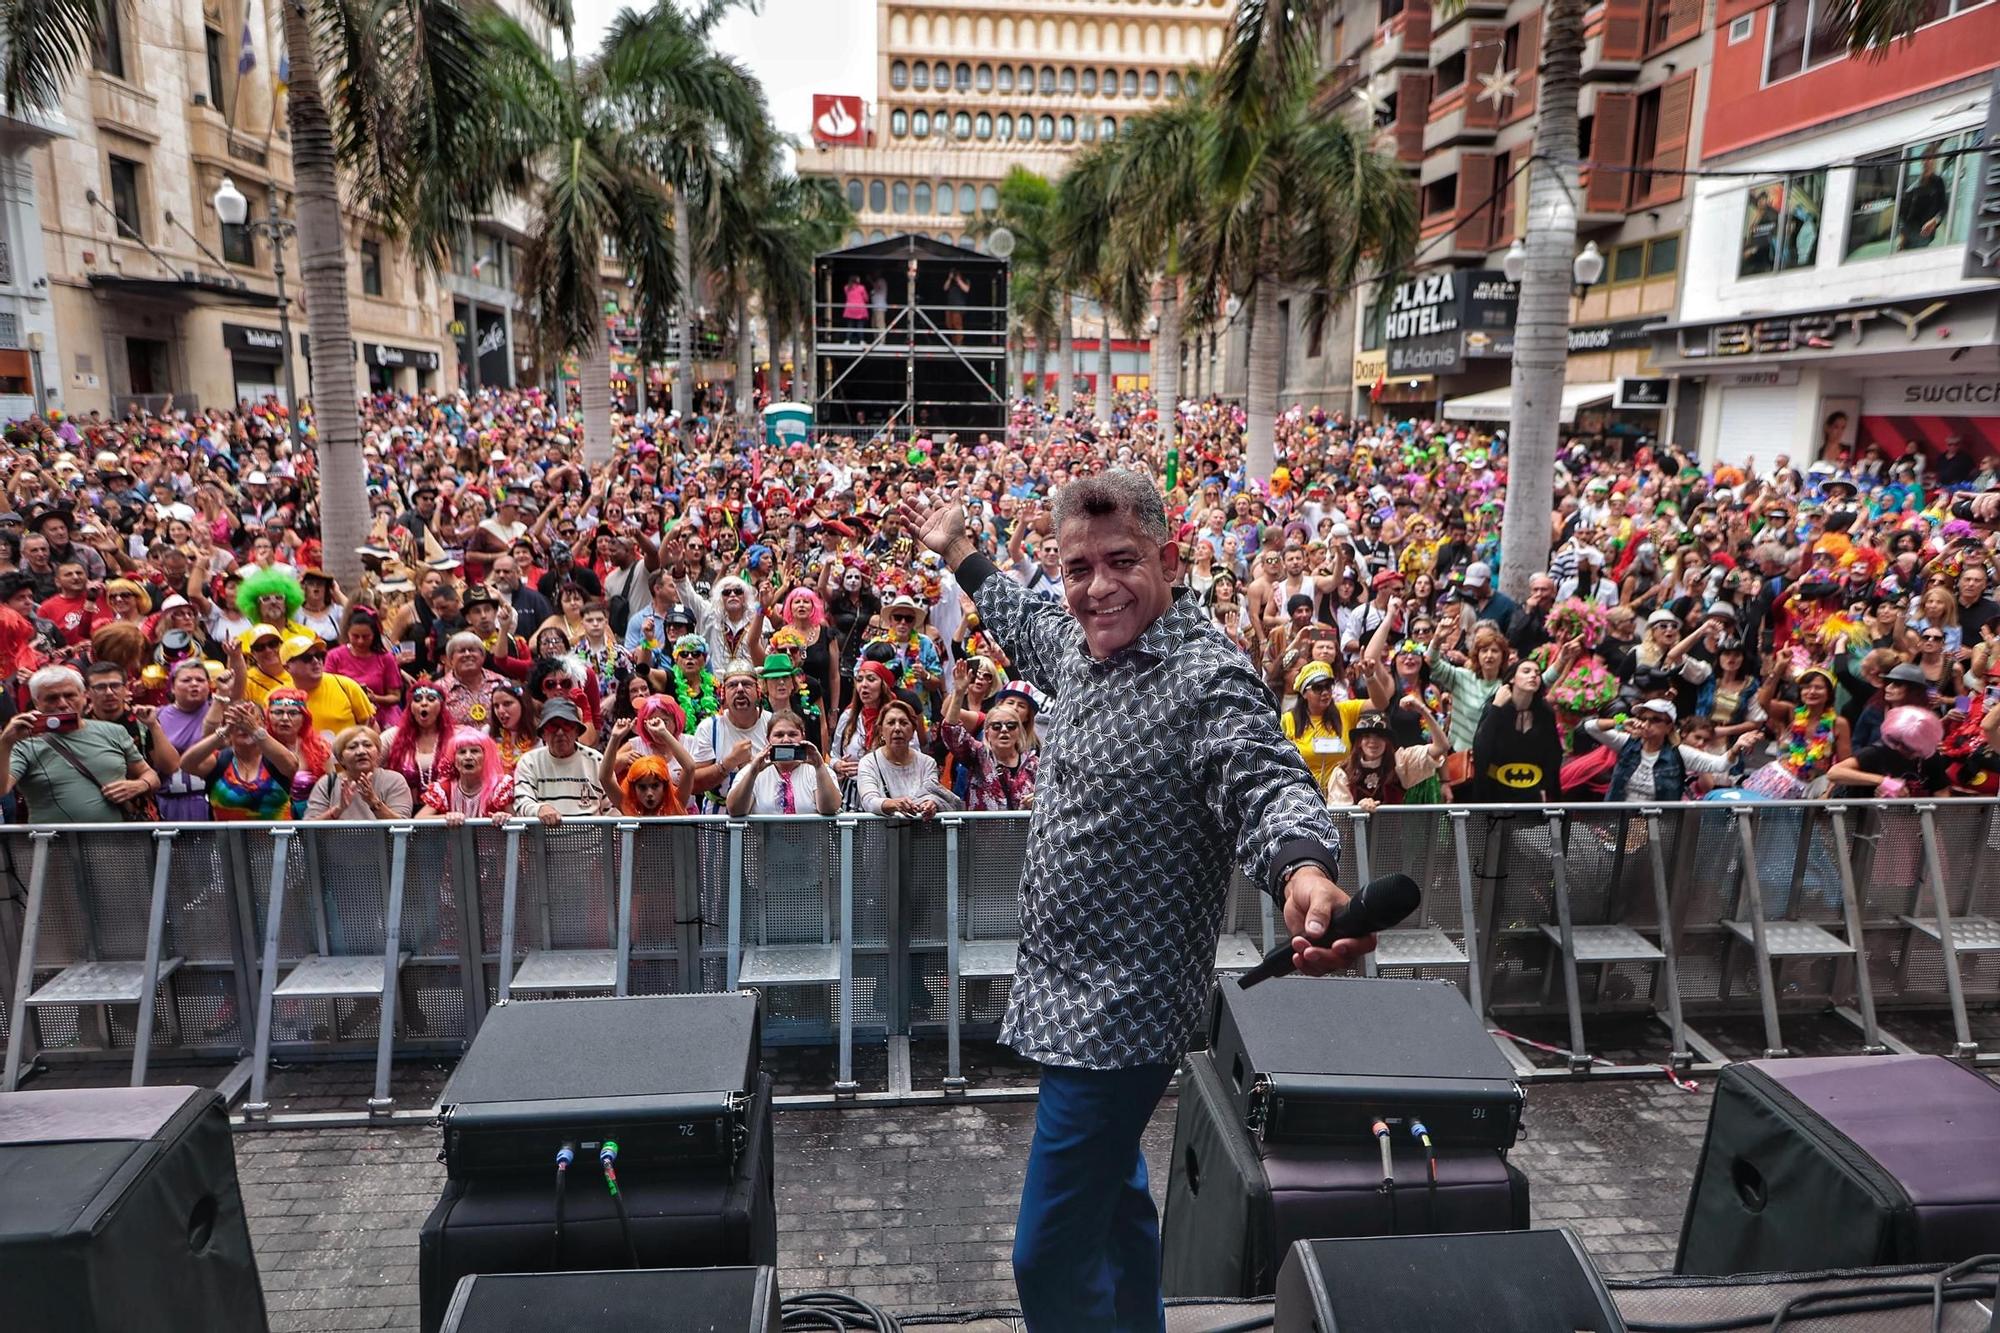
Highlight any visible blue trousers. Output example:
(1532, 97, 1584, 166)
(1013, 1061, 1175, 1332)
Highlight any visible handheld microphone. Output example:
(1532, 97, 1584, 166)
(1236, 872, 1421, 989)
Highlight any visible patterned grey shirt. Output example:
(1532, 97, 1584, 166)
(961, 553, 1343, 1070)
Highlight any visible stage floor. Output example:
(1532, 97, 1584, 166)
(232, 1063, 1717, 1332)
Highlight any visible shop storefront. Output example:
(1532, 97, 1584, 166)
(455, 300, 514, 392)
(363, 343, 441, 395)
(223, 322, 288, 408)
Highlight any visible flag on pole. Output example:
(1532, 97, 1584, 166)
(237, 17, 257, 76)
(274, 52, 290, 95)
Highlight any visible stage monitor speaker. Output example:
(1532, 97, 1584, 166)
(1274, 1229, 1625, 1333)
(1163, 1050, 1529, 1298)
(1677, 1054, 2000, 1276)
(441, 993, 760, 1178)
(438, 1268, 780, 1332)
(420, 1072, 778, 1333)
(1208, 976, 1521, 1149)
(0, 1085, 269, 1333)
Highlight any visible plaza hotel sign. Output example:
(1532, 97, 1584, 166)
(1384, 269, 1518, 376)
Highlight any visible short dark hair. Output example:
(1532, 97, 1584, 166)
(85, 659, 127, 683)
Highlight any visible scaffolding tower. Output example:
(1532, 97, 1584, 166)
(813, 234, 1009, 441)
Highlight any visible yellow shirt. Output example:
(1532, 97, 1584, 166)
(243, 666, 293, 707)
(304, 672, 376, 739)
(1283, 697, 1368, 789)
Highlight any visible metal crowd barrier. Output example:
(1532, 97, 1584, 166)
(3, 800, 1998, 1119)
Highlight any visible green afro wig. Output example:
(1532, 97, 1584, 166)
(237, 566, 304, 623)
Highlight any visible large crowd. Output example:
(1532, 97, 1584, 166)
(0, 385, 1996, 829)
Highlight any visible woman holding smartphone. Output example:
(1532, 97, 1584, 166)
(725, 711, 840, 815)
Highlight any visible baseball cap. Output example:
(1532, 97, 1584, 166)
(537, 696, 582, 730)
(244, 623, 284, 648)
(1462, 562, 1492, 588)
(280, 634, 325, 663)
(1636, 699, 1677, 722)
(1646, 609, 1680, 628)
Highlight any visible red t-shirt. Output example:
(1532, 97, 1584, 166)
(38, 594, 107, 647)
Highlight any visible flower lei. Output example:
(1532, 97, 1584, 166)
(1783, 706, 1836, 779)
(1548, 657, 1619, 714)
(671, 667, 719, 726)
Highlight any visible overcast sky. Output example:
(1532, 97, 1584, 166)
(567, 0, 878, 156)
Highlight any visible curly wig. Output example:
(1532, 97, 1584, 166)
(236, 566, 304, 623)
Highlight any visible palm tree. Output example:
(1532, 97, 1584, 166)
(1054, 139, 1150, 422)
(967, 167, 1061, 406)
(461, 9, 682, 471)
(1188, 0, 1417, 480)
(0, 0, 100, 113)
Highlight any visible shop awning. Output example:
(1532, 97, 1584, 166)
(1442, 381, 1618, 425)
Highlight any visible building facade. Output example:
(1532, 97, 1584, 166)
(25, 0, 555, 423)
(1647, 0, 1999, 470)
(805, 0, 1228, 396)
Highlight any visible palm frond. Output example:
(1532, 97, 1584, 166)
(1, 0, 101, 114)
(1839, 0, 1946, 58)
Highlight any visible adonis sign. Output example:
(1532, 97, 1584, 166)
(812, 94, 864, 145)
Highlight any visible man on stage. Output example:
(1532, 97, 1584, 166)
(902, 471, 1374, 1332)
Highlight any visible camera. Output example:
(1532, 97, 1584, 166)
(42, 713, 80, 734)
(768, 743, 805, 764)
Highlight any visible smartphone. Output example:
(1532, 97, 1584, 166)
(768, 743, 805, 763)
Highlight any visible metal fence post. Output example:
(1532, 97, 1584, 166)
(725, 821, 745, 993)
(369, 825, 412, 1118)
(2, 831, 55, 1092)
(451, 823, 488, 1037)
(1450, 810, 1483, 1017)
(836, 815, 858, 1095)
(496, 823, 523, 1002)
(1641, 809, 1691, 1071)
(1733, 812, 1788, 1059)
(943, 817, 965, 1091)
(614, 822, 638, 997)
(1826, 805, 1887, 1054)
(129, 828, 179, 1086)
(244, 827, 293, 1120)
(1917, 805, 1977, 1059)
(1545, 811, 1590, 1072)
(1353, 812, 1377, 979)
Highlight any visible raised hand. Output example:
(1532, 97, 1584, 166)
(895, 494, 968, 560)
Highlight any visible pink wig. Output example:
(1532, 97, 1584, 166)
(1881, 706, 1942, 759)
(782, 586, 828, 629)
(439, 727, 510, 810)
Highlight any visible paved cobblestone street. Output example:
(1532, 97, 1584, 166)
(234, 1071, 1715, 1331)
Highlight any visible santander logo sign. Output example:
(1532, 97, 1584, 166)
(812, 94, 864, 144)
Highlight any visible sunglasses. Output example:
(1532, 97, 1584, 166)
(1304, 680, 1335, 692)
(891, 613, 915, 623)
(675, 649, 704, 659)
(985, 720, 1019, 733)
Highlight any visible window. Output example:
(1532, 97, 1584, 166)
(1362, 288, 1391, 351)
(106, 156, 142, 239)
(960, 184, 976, 213)
(1016, 112, 1034, 139)
(868, 179, 887, 212)
(936, 183, 954, 215)
(1123, 70, 1140, 96)
(1100, 116, 1117, 140)
(997, 114, 1013, 141)
(933, 62, 949, 89)
(1610, 242, 1645, 284)
(893, 181, 910, 212)
(1422, 174, 1457, 219)
(1061, 67, 1077, 94)
(1038, 115, 1055, 142)
(1629, 84, 1662, 200)
(1646, 233, 1680, 277)
(914, 182, 931, 213)
(1017, 64, 1033, 90)
(846, 179, 864, 210)
(1059, 115, 1075, 143)
(1143, 71, 1160, 96)
(93, 0, 126, 77)
(1501, 22, 1521, 71)
(204, 26, 228, 114)
(953, 111, 971, 138)
(1765, 0, 1847, 82)
(890, 109, 908, 136)
(955, 62, 971, 91)
(976, 64, 992, 92)
(912, 109, 929, 137)
(1081, 117, 1098, 142)
(975, 112, 992, 140)
(1039, 67, 1057, 94)
(1166, 71, 1181, 96)
(911, 62, 929, 90)
(1434, 52, 1466, 92)
(360, 239, 384, 296)
(1844, 130, 1982, 260)
(997, 64, 1014, 92)
(981, 184, 999, 211)
(1102, 67, 1117, 96)
(1082, 68, 1097, 94)
(1739, 171, 1825, 275)
(890, 60, 909, 89)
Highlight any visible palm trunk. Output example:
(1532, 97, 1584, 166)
(1155, 274, 1181, 455)
(1499, 0, 1586, 603)
(735, 285, 755, 416)
(672, 192, 694, 419)
(1056, 294, 1074, 414)
(580, 305, 615, 470)
(1244, 278, 1280, 479)
(1096, 311, 1114, 417)
(790, 327, 805, 405)
(280, 3, 365, 591)
(1033, 334, 1048, 399)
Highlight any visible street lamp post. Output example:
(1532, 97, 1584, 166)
(214, 176, 302, 454)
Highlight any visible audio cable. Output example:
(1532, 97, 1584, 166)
(1371, 1119, 1399, 1234)
(599, 1140, 640, 1268)
(552, 1143, 574, 1268)
(1410, 1121, 1438, 1233)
